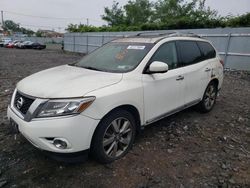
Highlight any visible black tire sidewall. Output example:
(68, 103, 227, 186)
(91, 109, 136, 164)
(200, 82, 218, 113)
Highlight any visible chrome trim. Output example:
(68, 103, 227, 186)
(10, 89, 25, 120)
(145, 99, 201, 125)
(10, 89, 85, 122)
(10, 89, 47, 122)
(32, 114, 79, 121)
(24, 99, 48, 122)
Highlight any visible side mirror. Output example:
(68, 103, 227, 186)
(148, 61, 169, 74)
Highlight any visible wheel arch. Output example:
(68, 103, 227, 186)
(90, 104, 142, 149)
(210, 78, 219, 90)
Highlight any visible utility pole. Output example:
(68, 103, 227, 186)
(1, 10, 4, 28)
(87, 18, 89, 26)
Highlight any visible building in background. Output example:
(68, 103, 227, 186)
(37, 29, 63, 38)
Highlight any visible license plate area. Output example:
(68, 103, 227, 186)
(10, 118, 20, 134)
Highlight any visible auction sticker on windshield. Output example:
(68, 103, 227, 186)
(127, 45, 145, 50)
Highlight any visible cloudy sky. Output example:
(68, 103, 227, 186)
(1, 0, 249, 32)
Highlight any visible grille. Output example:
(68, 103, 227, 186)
(14, 91, 35, 115)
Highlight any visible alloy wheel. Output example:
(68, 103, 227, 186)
(102, 117, 132, 158)
(204, 84, 217, 110)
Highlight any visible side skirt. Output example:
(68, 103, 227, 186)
(143, 99, 201, 126)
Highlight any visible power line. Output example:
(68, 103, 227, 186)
(4, 10, 103, 23)
(20, 23, 65, 29)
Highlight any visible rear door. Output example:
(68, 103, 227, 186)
(176, 40, 212, 105)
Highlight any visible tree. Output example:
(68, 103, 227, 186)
(153, 0, 222, 28)
(3, 20, 35, 36)
(124, 0, 153, 25)
(154, 0, 189, 23)
(101, 1, 125, 26)
(3, 20, 20, 31)
(226, 13, 250, 27)
(67, 0, 249, 32)
(36, 30, 43, 37)
(190, 0, 219, 22)
(66, 24, 79, 32)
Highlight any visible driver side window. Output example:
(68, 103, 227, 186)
(150, 42, 178, 70)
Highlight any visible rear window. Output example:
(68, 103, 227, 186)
(177, 41, 202, 66)
(197, 41, 216, 60)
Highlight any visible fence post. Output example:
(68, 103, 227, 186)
(73, 35, 75, 52)
(102, 35, 104, 46)
(224, 33, 232, 68)
(86, 35, 89, 54)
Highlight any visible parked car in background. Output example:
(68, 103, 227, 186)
(0, 38, 12, 47)
(6, 40, 21, 48)
(31, 42, 46, 50)
(5, 42, 15, 48)
(7, 32, 224, 163)
(14, 41, 23, 48)
(17, 41, 33, 49)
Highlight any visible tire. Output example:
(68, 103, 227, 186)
(91, 109, 136, 164)
(198, 81, 218, 113)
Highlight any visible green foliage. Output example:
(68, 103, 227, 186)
(66, 0, 250, 33)
(101, 1, 125, 26)
(3, 20, 20, 31)
(3, 20, 35, 36)
(36, 31, 43, 37)
(124, 0, 153, 25)
(225, 13, 250, 27)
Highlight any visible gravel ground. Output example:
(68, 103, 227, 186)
(0, 48, 249, 188)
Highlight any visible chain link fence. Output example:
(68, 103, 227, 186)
(53, 28, 250, 70)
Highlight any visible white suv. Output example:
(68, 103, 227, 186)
(7, 33, 224, 163)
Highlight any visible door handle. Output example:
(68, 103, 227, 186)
(205, 68, 211, 72)
(176, 75, 184, 81)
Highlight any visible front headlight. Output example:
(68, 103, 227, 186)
(36, 97, 95, 118)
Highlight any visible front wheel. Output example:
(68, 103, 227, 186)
(198, 82, 218, 113)
(91, 109, 136, 164)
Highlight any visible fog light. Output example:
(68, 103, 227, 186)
(53, 139, 68, 149)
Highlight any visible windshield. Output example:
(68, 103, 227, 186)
(75, 42, 153, 73)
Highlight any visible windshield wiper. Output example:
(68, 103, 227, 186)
(68, 64, 106, 72)
(82, 66, 102, 71)
(68, 62, 79, 67)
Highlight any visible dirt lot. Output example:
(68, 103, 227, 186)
(0, 47, 249, 188)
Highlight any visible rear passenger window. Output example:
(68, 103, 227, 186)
(177, 41, 202, 67)
(150, 42, 178, 70)
(197, 41, 216, 60)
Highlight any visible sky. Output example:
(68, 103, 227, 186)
(0, 0, 249, 32)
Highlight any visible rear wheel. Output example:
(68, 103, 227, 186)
(198, 82, 218, 113)
(91, 109, 136, 163)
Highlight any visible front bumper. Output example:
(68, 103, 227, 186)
(7, 106, 100, 153)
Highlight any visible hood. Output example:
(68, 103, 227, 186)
(17, 65, 123, 98)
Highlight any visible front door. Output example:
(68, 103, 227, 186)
(142, 42, 185, 124)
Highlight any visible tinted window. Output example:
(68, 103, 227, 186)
(197, 41, 216, 60)
(150, 42, 178, 70)
(177, 41, 202, 66)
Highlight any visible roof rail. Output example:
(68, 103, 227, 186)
(133, 31, 202, 38)
(135, 31, 175, 36)
(168, 32, 201, 38)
